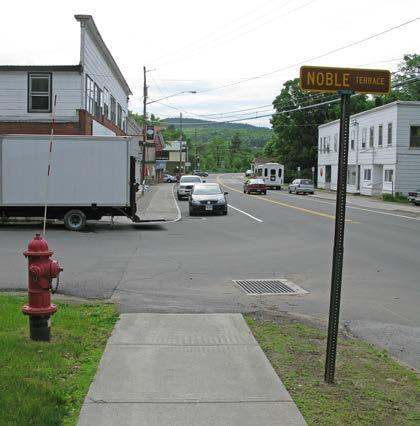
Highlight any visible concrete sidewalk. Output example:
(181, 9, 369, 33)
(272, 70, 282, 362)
(137, 183, 180, 222)
(309, 190, 420, 214)
(78, 314, 306, 426)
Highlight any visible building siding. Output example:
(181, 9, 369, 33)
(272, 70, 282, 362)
(0, 71, 81, 121)
(396, 103, 420, 193)
(318, 102, 420, 195)
(81, 29, 128, 119)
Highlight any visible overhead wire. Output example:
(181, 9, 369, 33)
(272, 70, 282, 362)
(196, 17, 419, 94)
(154, 0, 316, 69)
(150, 0, 291, 66)
(157, 76, 419, 126)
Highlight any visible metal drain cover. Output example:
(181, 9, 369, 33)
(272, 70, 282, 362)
(233, 279, 307, 295)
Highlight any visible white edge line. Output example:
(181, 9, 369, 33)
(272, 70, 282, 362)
(345, 205, 420, 221)
(228, 204, 263, 222)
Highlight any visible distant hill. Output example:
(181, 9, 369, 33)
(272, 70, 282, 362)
(162, 117, 272, 148)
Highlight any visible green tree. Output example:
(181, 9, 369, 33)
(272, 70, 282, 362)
(374, 54, 420, 106)
(229, 132, 242, 168)
(268, 78, 375, 182)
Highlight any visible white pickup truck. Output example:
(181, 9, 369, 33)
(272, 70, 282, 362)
(407, 189, 420, 206)
(176, 175, 204, 200)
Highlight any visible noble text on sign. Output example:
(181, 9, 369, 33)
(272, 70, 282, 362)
(300, 66, 391, 95)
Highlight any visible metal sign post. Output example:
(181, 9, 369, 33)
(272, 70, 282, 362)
(299, 65, 391, 384)
(324, 91, 351, 383)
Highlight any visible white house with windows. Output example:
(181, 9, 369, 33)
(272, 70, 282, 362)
(0, 15, 131, 136)
(317, 101, 420, 196)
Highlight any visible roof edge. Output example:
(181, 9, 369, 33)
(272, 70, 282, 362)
(0, 65, 82, 72)
(75, 14, 132, 96)
(318, 101, 420, 129)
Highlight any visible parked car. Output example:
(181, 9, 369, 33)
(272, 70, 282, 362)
(243, 178, 267, 195)
(176, 175, 203, 200)
(193, 170, 209, 177)
(288, 179, 314, 195)
(163, 174, 176, 183)
(189, 184, 228, 215)
(407, 189, 420, 205)
(245, 169, 253, 177)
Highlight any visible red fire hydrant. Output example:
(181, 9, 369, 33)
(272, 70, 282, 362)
(22, 234, 62, 341)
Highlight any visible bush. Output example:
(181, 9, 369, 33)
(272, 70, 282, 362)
(382, 192, 407, 203)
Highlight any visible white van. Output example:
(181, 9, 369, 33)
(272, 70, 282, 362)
(254, 162, 284, 190)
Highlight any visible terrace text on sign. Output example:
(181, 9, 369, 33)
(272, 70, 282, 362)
(300, 66, 391, 95)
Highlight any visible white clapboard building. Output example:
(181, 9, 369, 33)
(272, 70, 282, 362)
(317, 101, 420, 196)
(0, 15, 131, 136)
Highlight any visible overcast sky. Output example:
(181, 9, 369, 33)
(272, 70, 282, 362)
(2, 0, 419, 127)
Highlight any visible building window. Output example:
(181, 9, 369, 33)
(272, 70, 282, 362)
(369, 126, 374, 148)
(264, 168, 268, 177)
(117, 104, 122, 129)
(384, 169, 393, 182)
(387, 122, 392, 145)
(85, 75, 95, 114)
(319, 138, 322, 152)
(28, 73, 52, 112)
(347, 165, 356, 185)
(122, 110, 126, 132)
(103, 88, 110, 119)
(361, 127, 366, 149)
(410, 126, 420, 148)
(378, 124, 383, 146)
(350, 130, 355, 150)
(334, 133, 338, 152)
(93, 84, 102, 119)
(110, 96, 116, 125)
(323, 137, 326, 153)
(364, 168, 372, 181)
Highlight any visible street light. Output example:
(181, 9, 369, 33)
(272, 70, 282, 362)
(146, 91, 196, 105)
(141, 66, 196, 192)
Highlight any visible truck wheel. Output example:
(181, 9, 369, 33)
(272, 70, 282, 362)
(64, 209, 86, 231)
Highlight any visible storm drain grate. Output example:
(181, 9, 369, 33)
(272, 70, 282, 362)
(233, 279, 307, 295)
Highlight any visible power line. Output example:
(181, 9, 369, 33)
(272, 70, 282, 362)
(150, 0, 292, 66)
(150, 90, 342, 121)
(158, 76, 419, 127)
(196, 17, 419, 94)
(223, 76, 420, 123)
(144, 56, 405, 118)
(155, 0, 316, 69)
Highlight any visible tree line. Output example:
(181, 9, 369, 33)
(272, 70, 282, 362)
(265, 54, 420, 182)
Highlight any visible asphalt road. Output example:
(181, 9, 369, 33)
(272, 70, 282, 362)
(1, 173, 419, 368)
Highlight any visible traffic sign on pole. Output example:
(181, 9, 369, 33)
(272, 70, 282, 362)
(300, 65, 391, 384)
(300, 66, 391, 95)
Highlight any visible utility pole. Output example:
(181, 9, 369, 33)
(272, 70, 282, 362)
(194, 128, 197, 169)
(178, 112, 183, 176)
(142, 65, 147, 194)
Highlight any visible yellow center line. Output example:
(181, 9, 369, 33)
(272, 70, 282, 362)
(217, 175, 352, 222)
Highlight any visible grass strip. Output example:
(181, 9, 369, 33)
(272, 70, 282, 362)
(246, 313, 420, 425)
(0, 294, 118, 425)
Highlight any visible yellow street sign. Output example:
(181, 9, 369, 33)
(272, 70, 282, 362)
(300, 66, 391, 95)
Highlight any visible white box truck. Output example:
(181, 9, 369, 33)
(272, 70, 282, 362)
(0, 134, 141, 230)
(253, 162, 284, 190)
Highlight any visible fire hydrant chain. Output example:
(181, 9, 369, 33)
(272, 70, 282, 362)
(52, 275, 60, 294)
